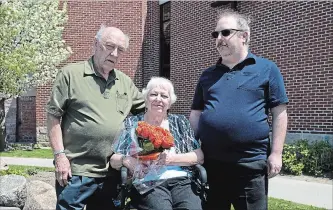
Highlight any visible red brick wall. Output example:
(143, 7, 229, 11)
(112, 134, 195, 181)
(171, 1, 333, 134)
(36, 0, 146, 127)
(240, 1, 333, 134)
(34, 1, 333, 136)
(239, 1, 332, 134)
(170, 1, 226, 114)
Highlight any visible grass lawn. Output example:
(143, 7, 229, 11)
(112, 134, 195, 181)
(0, 148, 53, 159)
(267, 198, 325, 210)
(0, 165, 54, 177)
(229, 198, 325, 210)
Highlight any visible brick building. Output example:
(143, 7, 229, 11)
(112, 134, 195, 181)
(5, 1, 333, 146)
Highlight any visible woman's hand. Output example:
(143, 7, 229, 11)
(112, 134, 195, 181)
(110, 154, 123, 170)
(123, 156, 139, 173)
(136, 161, 150, 179)
(158, 148, 204, 166)
(158, 150, 176, 165)
(110, 154, 139, 173)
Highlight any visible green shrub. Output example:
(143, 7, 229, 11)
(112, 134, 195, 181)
(282, 139, 333, 176)
(282, 144, 305, 175)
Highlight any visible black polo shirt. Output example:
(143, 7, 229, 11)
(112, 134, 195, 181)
(191, 52, 288, 163)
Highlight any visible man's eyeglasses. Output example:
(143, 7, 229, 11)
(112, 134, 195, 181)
(211, 29, 244, 38)
(100, 43, 126, 54)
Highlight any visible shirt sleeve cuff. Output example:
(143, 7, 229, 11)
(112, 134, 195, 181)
(45, 106, 64, 117)
(268, 98, 289, 109)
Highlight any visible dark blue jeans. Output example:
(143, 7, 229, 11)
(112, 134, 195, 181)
(203, 159, 268, 210)
(56, 175, 120, 210)
(131, 176, 203, 210)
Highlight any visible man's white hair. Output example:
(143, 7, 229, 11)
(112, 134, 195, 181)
(217, 9, 251, 45)
(95, 25, 130, 49)
(142, 77, 177, 105)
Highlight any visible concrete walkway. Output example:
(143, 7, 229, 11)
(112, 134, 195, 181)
(0, 156, 54, 168)
(269, 176, 332, 209)
(1, 156, 332, 209)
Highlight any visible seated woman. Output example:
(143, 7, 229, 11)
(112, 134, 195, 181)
(110, 76, 204, 210)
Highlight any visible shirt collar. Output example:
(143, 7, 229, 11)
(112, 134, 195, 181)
(215, 51, 256, 71)
(85, 56, 117, 80)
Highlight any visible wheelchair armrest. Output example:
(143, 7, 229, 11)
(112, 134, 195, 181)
(120, 166, 128, 186)
(193, 164, 209, 202)
(194, 164, 207, 184)
(119, 166, 129, 209)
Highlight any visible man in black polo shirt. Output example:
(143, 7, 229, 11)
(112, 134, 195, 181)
(190, 10, 288, 210)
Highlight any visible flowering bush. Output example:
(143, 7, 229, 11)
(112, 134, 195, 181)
(136, 121, 174, 160)
(0, 0, 71, 96)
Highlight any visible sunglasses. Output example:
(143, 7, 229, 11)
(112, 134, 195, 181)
(211, 29, 244, 38)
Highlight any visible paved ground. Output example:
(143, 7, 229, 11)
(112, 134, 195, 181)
(269, 176, 332, 209)
(1, 156, 332, 209)
(1, 157, 54, 168)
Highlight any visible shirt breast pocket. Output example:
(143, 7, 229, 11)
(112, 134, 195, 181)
(237, 72, 263, 91)
(116, 91, 129, 115)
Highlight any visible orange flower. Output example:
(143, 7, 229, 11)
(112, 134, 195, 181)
(136, 121, 175, 150)
(141, 128, 150, 139)
(153, 138, 162, 148)
(136, 126, 142, 134)
(148, 132, 156, 142)
(161, 137, 175, 148)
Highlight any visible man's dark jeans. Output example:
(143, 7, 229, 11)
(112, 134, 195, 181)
(203, 159, 268, 210)
(56, 175, 120, 210)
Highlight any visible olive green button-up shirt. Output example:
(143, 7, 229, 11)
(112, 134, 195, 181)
(46, 57, 145, 177)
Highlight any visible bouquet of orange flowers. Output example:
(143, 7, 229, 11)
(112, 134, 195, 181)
(112, 120, 175, 194)
(136, 121, 174, 161)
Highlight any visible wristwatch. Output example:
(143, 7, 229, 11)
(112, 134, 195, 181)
(53, 149, 65, 157)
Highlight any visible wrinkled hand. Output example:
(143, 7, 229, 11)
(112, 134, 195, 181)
(158, 150, 175, 165)
(123, 156, 138, 174)
(267, 153, 282, 179)
(55, 154, 72, 187)
(137, 162, 150, 179)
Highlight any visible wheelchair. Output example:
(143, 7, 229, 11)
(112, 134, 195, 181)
(115, 164, 209, 210)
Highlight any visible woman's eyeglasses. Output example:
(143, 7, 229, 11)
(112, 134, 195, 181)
(211, 29, 244, 38)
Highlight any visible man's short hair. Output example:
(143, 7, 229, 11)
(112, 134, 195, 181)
(217, 9, 251, 45)
(95, 25, 130, 49)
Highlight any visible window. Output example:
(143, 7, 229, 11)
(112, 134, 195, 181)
(160, 1, 170, 78)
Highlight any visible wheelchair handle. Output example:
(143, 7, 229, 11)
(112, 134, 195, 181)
(194, 164, 207, 184)
(120, 166, 128, 186)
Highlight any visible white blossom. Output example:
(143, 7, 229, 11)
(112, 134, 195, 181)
(0, 0, 71, 96)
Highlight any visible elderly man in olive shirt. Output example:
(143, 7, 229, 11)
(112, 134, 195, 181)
(46, 26, 145, 210)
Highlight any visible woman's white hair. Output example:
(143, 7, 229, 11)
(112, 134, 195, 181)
(142, 77, 177, 105)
